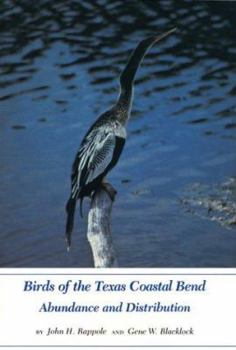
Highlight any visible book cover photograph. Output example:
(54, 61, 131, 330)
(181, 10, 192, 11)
(0, 0, 235, 348)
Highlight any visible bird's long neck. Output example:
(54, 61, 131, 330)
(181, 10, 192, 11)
(116, 28, 176, 125)
(117, 37, 156, 117)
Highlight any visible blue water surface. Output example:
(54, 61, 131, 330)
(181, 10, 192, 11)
(0, 0, 236, 267)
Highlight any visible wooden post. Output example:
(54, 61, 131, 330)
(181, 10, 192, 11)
(87, 184, 118, 268)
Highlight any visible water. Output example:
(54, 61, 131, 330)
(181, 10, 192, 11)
(0, 0, 236, 267)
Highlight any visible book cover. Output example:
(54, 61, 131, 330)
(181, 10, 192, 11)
(0, 0, 235, 348)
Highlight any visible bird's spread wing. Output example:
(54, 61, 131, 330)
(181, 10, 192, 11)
(71, 127, 116, 198)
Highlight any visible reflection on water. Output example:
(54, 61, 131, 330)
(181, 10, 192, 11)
(0, 0, 236, 267)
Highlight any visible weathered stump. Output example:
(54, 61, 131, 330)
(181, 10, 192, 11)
(87, 184, 118, 268)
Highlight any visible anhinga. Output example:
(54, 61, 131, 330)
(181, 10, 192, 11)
(65, 28, 176, 248)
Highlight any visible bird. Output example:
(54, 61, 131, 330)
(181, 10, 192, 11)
(65, 28, 176, 249)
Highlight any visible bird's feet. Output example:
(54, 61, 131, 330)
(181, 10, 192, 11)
(101, 181, 117, 201)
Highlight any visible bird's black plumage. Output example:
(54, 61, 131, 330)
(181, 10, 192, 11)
(65, 28, 176, 248)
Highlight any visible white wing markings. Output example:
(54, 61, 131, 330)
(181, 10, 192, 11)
(85, 133, 115, 184)
(72, 127, 116, 197)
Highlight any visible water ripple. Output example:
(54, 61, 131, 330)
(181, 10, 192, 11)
(0, 0, 236, 267)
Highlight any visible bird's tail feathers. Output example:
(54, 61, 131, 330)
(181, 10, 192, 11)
(65, 196, 77, 250)
(79, 196, 84, 218)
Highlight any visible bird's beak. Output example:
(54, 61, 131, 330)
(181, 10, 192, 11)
(154, 27, 177, 44)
